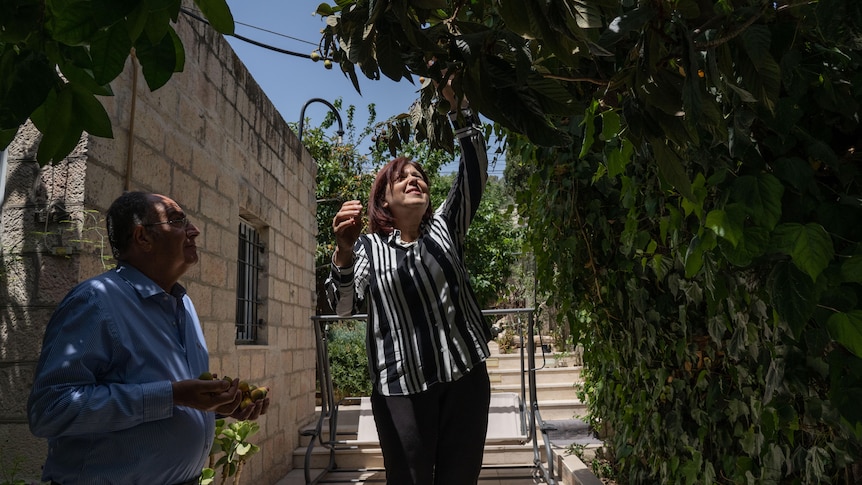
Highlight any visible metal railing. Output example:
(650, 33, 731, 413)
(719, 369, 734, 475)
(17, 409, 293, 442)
(305, 308, 559, 484)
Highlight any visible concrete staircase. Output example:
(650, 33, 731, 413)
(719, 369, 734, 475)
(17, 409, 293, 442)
(485, 342, 587, 422)
(277, 342, 597, 485)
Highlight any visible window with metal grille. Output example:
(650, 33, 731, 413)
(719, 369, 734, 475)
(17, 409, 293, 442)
(236, 219, 264, 343)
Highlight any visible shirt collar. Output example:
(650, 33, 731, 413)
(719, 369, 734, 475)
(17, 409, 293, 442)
(386, 228, 418, 247)
(114, 263, 187, 300)
(385, 219, 430, 247)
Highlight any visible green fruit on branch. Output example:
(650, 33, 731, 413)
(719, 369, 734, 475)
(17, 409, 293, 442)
(436, 99, 450, 115)
(324, 59, 333, 70)
(311, 51, 321, 62)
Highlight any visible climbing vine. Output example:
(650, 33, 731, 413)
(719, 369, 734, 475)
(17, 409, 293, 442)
(313, 0, 862, 482)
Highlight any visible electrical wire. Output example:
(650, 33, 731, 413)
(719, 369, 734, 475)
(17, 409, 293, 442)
(234, 19, 318, 47)
(180, 7, 315, 60)
(180, 5, 510, 177)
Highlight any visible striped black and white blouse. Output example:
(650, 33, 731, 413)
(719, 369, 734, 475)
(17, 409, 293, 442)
(325, 109, 493, 396)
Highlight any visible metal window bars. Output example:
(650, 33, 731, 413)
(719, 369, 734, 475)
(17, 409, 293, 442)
(305, 308, 560, 484)
(236, 220, 263, 343)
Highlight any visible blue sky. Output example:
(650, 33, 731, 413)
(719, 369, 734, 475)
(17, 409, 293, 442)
(218, 1, 504, 177)
(220, 1, 420, 158)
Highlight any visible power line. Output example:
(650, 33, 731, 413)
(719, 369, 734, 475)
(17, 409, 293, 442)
(180, 7, 316, 60)
(181, 6, 510, 176)
(233, 19, 318, 47)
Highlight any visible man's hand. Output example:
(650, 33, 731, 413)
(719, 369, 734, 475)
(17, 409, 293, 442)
(226, 393, 270, 421)
(172, 378, 242, 414)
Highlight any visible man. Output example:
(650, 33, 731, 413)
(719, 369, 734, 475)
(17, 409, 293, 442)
(27, 192, 268, 484)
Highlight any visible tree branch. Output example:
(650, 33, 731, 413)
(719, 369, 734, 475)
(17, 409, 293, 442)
(543, 73, 608, 86)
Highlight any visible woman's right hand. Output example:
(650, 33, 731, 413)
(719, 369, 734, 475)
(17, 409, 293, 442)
(333, 200, 363, 266)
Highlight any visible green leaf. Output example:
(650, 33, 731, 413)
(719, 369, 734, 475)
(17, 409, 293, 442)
(598, 7, 657, 49)
(731, 173, 784, 230)
(579, 100, 597, 158)
(375, 28, 409, 82)
(652, 141, 694, 202)
(773, 157, 813, 192)
(720, 226, 769, 267)
(740, 426, 764, 456)
(841, 255, 862, 284)
(705, 204, 744, 247)
(408, 0, 447, 9)
(142, 0, 180, 44)
(771, 223, 834, 281)
(767, 261, 819, 336)
(827, 311, 862, 358)
(71, 84, 113, 137)
(90, 22, 133, 85)
(741, 24, 772, 66)
(497, 0, 534, 37)
(200, 468, 215, 485)
(607, 139, 634, 178)
(193, 0, 235, 35)
(739, 25, 781, 113)
(685, 235, 704, 278)
(31, 86, 85, 165)
(46, 0, 98, 46)
(90, 0, 141, 27)
(0, 128, 17, 149)
(58, 60, 113, 96)
(676, 0, 701, 19)
(135, 27, 184, 90)
(126, 1, 150, 42)
(0, 48, 56, 131)
(601, 110, 621, 141)
(315, 3, 335, 16)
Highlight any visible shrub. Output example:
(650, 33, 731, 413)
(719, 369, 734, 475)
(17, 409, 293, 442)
(327, 320, 372, 399)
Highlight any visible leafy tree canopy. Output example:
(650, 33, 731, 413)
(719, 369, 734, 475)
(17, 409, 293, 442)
(312, 0, 862, 482)
(0, 0, 234, 164)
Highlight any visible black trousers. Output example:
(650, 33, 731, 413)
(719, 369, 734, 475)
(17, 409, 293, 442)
(371, 362, 491, 485)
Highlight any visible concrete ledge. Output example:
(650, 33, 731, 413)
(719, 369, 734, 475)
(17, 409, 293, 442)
(556, 451, 604, 485)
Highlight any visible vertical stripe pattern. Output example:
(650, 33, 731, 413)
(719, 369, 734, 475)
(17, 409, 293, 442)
(326, 111, 492, 396)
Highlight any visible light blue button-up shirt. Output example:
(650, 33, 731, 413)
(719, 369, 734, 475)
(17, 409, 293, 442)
(28, 264, 213, 484)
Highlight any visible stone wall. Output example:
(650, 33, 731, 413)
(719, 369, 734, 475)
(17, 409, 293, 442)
(0, 11, 317, 484)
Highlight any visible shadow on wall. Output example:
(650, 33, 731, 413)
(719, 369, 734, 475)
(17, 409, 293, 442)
(1, 155, 85, 480)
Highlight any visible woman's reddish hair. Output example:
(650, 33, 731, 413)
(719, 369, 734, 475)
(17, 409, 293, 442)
(368, 157, 433, 234)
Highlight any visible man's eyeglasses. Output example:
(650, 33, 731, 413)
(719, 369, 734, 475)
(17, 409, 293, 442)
(142, 217, 189, 229)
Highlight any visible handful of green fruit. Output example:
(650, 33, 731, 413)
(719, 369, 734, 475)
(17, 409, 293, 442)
(199, 372, 269, 410)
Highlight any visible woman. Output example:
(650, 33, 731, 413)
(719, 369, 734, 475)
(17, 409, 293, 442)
(326, 84, 493, 484)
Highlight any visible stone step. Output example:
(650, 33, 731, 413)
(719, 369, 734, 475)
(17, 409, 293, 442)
(493, 382, 579, 402)
(301, 395, 589, 445)
(488, 365, 583, 386)
(293, 393, 552, 469)
(276, 464, 556, 485)
(531, 399, 589, 421)
(294, 441, 550, 470)
(292, 398, 600, 484)
(486, 340, 583, 371)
